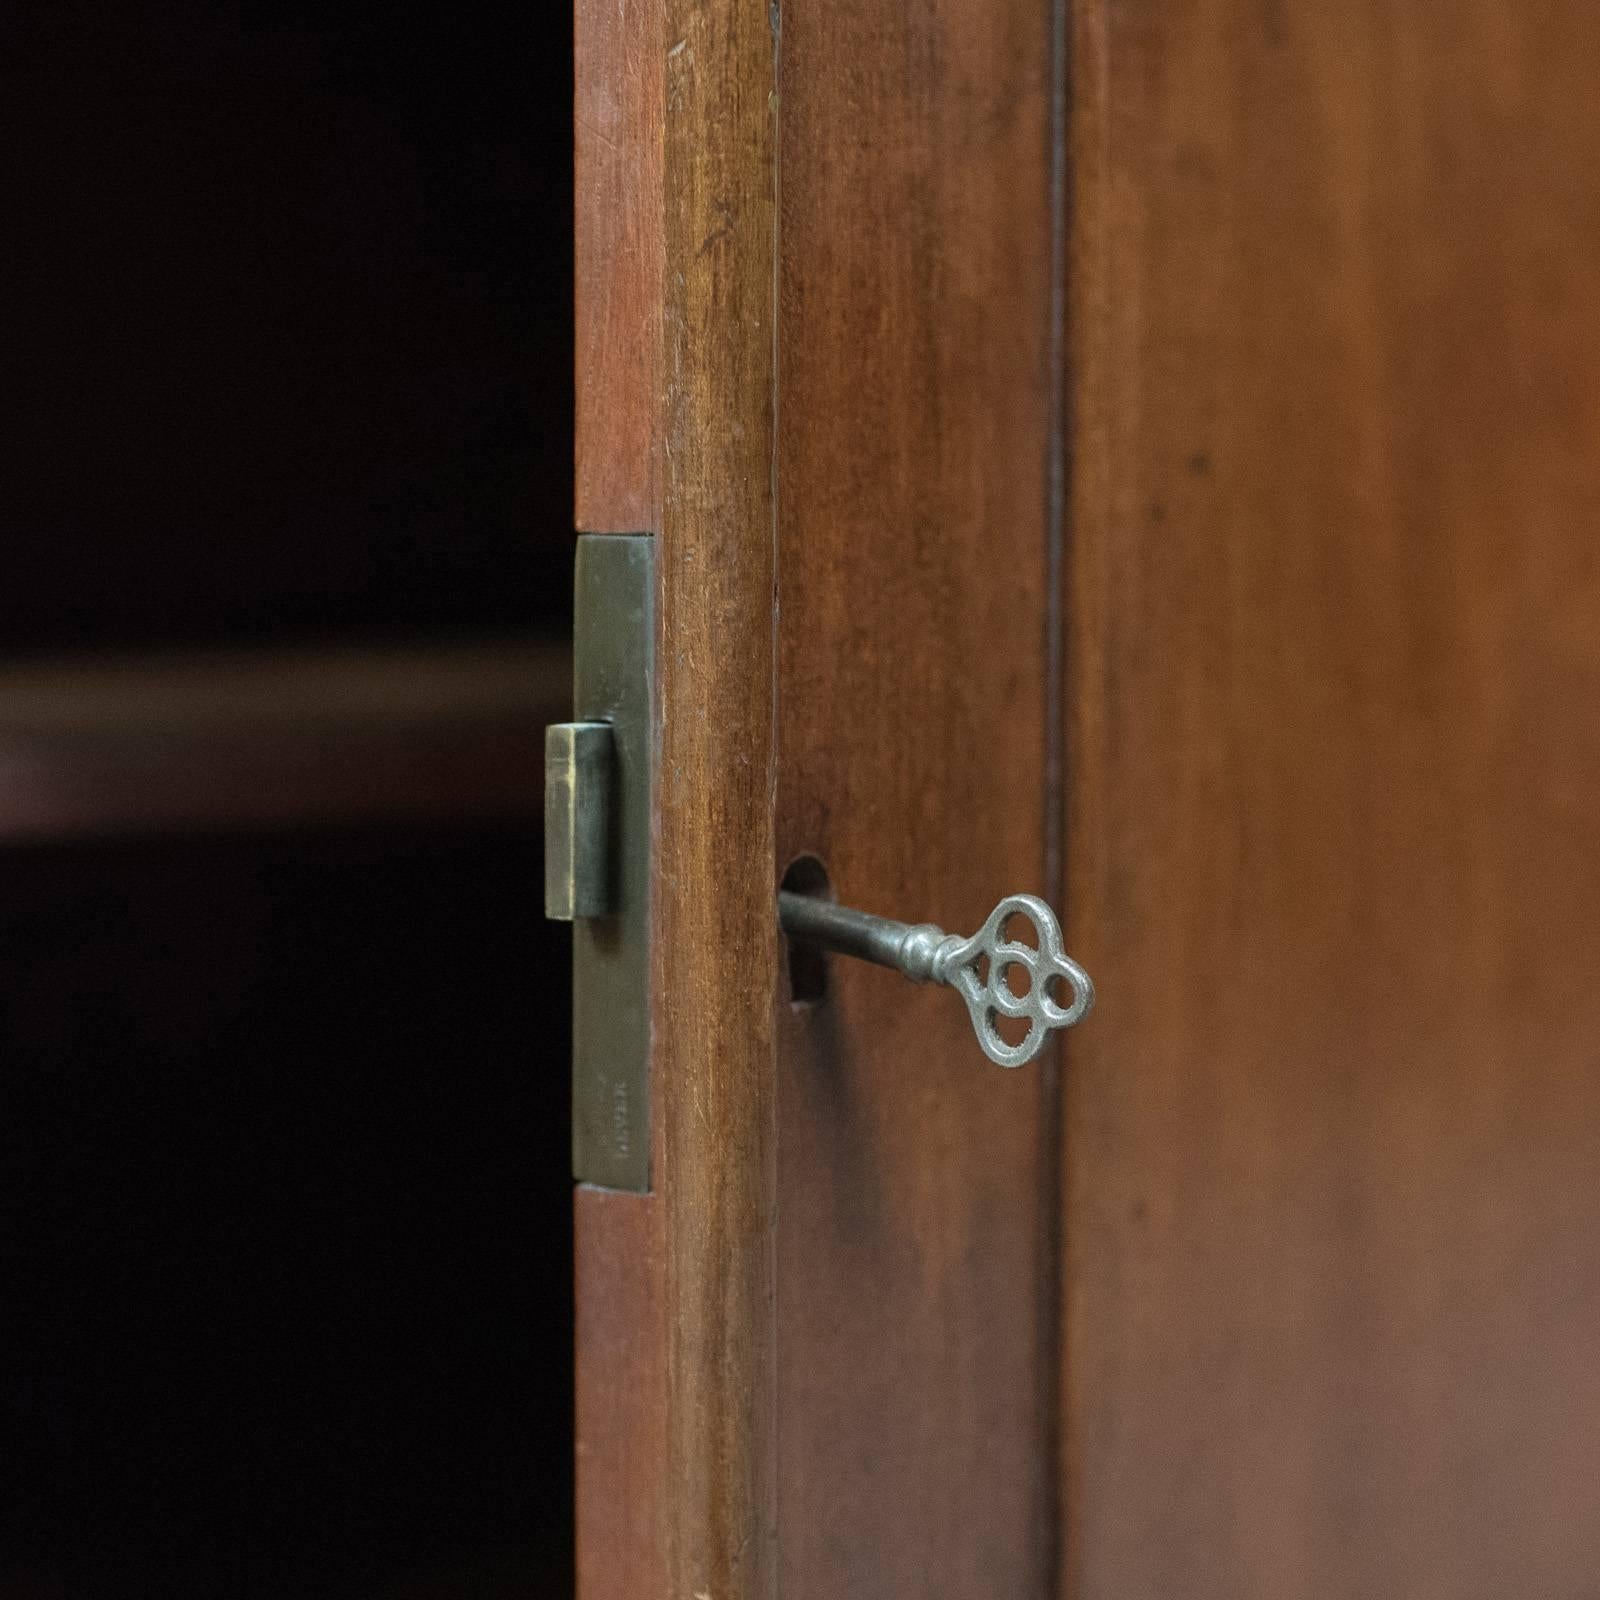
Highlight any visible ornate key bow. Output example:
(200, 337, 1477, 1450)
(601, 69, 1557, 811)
(778, 889, 1095, 1068)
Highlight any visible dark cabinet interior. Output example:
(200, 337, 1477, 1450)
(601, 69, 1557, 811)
(2, 829, 572, 1596)
(0, 1, 574, 1592)
(3, 0, 572, 656)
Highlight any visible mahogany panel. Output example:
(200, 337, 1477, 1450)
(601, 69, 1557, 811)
(574, 0, 663, 531)
(1067, 3, 1600, 1594)
(776, 0, 1061, 1594)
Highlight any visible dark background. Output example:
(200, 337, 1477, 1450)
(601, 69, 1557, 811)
(0, 0, 571, 655)
(0, 0, 575, 1593)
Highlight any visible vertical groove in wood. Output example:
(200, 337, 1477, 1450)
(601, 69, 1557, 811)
(574, 0, 664, 532)
(1062, 7, 1111, 1595)
(1042, 0, 1072, 1590)
(656, 0, 779, 1596)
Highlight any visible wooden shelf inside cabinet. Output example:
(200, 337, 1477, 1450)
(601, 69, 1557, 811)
(0, 638, 568, 841)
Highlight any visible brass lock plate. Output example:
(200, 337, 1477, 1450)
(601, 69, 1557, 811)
(546, 532, 654, 1192)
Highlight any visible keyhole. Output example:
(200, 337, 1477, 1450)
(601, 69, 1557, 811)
(780, 853, 833, 1007)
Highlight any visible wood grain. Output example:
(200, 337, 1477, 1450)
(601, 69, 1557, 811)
(1066, 3, 1600, 1594)
(654, 1, 779, 1597)
(776, 0, 1060, 1593)
(574, 0, 663, 532)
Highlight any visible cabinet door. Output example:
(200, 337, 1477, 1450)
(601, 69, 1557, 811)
(580, 1, 1600, 1595)
(1066, 3, 1600, 1594)
(573, 0, 1064, 1595)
